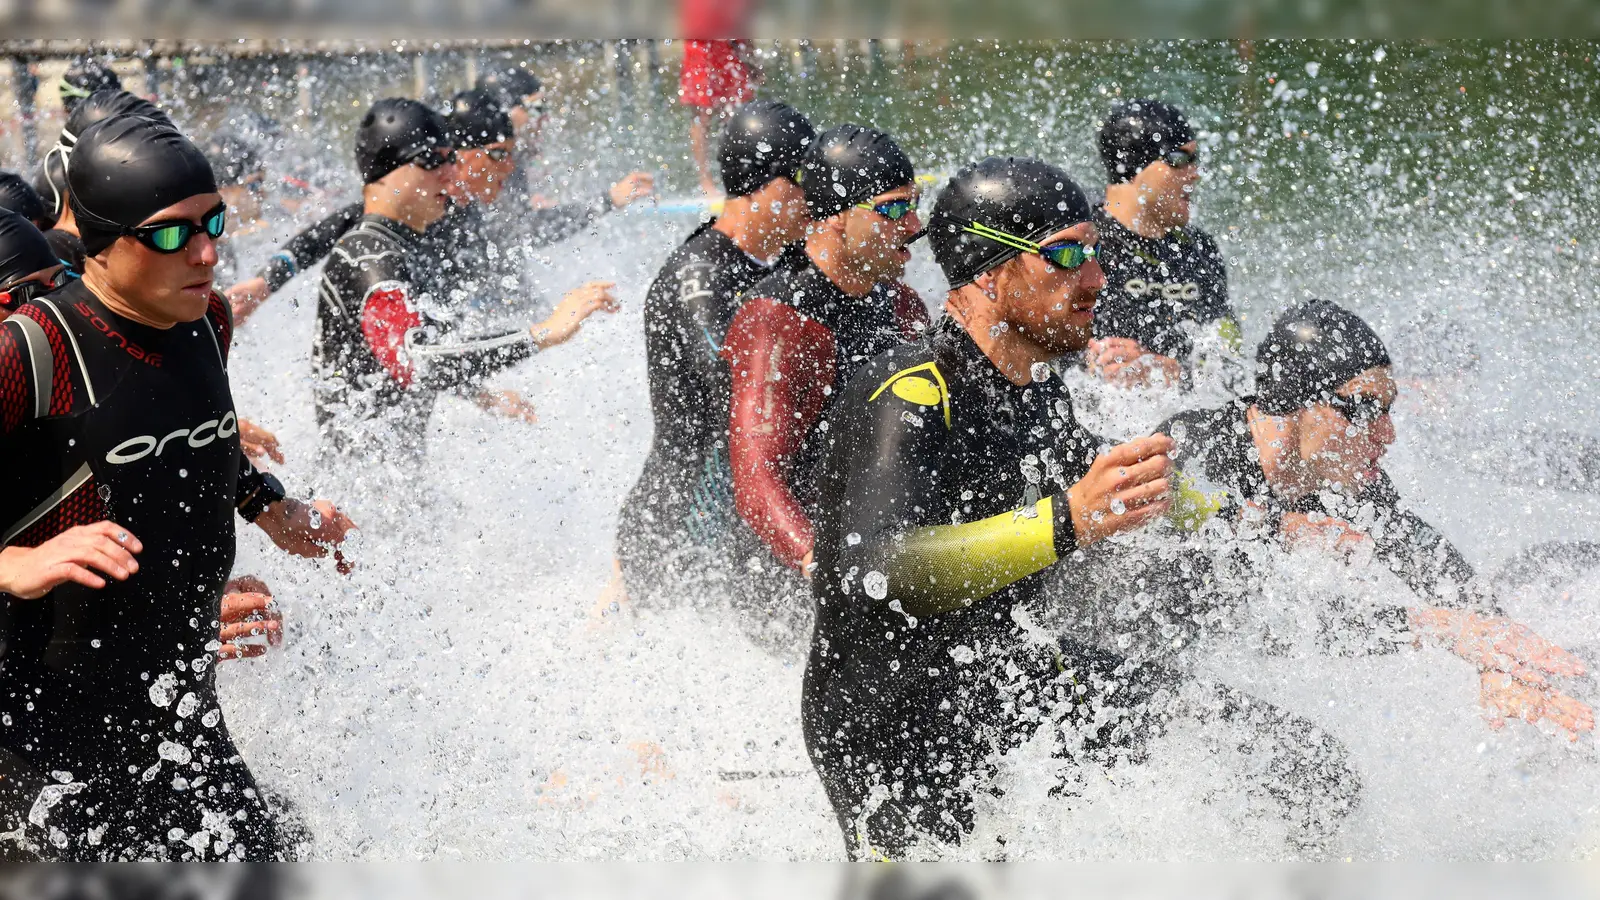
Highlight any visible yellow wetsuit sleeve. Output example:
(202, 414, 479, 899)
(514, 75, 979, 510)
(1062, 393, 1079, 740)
(886, 495, 1069, 618)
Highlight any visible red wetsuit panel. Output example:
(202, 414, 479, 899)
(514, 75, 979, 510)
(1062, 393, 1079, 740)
(890, 282, 932, 338)
(723, 296, 835, 570)
(359, 287, 422, 389)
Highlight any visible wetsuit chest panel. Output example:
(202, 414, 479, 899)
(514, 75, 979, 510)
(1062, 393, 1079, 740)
(27, 288, 239, 675)
(1091, 207, 1229, 359)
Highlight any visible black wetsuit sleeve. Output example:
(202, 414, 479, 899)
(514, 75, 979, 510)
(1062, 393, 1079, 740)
(827, 364, 1076, 619)
(672, 258, 730, 390)
(356, 276, 537, 392)
(1300, 472, 1498, 614)
(521, 195, 611, 249)
(259, 201, 364, 292)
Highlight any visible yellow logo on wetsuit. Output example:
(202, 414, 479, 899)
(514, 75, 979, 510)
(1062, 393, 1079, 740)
(868, 362, 952, 429)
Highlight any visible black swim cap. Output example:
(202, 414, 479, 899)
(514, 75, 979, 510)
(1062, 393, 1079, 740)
(69, 116, 219, 258)
(477, 65, 542, 108)
(1255, 299, 1392, 415)
(718, 100, 816, 198)
(796, 124, 915, 220)
(447, 89, 513, 150)
(0, 171, 46, 226)
(59, 59, 122, 113)
(927, 157, 1092, 289)
(60, 89, 171, 150)
(1098, 98, 1196, 183)
(0, 208, 58, 290)
(203, 131, 262, 186)
(355, 98, 451, 185)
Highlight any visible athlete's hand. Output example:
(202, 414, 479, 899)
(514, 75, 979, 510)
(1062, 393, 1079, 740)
(237, 417, 285, 465)
(1087, 337, 1182, 388)
(256, 498, 357, 572)
(0, 522, 143, 599)
(226, 277, 271, 325)
(1280, 511, 1371, 555)
(219, 576, 283, 660)
(608, 172, 656, 209)
(535, 282, 619, 349)
(801, 550, 816, 580)
(1479, 670, 1594, 742)
(1410, 607, 1588, 687)
(1066, 434, 1174, 547)
(474, 388, 539, 425)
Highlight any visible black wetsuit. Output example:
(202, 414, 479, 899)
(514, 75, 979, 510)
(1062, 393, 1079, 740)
(804, 319, 1358, 859)
(252, 194, 606, 297)
(615, 220, 776, 602)
(0, 283, 288, 860)
(1160, 398, 1499, 613)
(1090, 207, 1235, 367)
(313, 214, 537, 458)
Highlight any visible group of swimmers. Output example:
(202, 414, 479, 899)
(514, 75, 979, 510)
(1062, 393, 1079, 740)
(0, 54, 1591, 861)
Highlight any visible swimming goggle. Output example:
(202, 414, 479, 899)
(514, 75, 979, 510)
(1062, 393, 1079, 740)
(404, 145, 456, 172)
(1162, 148, 1199, 169)
(855, 198, 917, 221)
(128, 203, 226, 253)
(961, 221, 1098, 271)
(483, 146, 513, 162)
(1324, 392, 1392, 426)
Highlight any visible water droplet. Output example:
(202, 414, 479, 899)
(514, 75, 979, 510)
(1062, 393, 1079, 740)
(148, 673, 179, 708)
(863, 571, 888, 600)
(1110, 498, 1127, 515)
(158, 741, 192, 765)
(178, 469, 187, 478)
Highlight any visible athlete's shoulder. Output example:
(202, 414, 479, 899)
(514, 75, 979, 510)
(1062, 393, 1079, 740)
(204, 290, 234, 359)
(848, 334, 953, 430)
(330, 218, 411, 277)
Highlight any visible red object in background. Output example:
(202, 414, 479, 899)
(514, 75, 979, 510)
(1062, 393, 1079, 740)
(679, 40, 754, 109)
(680, 0, 750, 37)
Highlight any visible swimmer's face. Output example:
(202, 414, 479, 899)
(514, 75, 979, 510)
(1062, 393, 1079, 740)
(453, 140, 516, 205)
(987, 221, 1103, 355)
(99, 192, 223, 326)
(838, 184, 921, 283)
(1133, 140, 1199, 231)
(376, 155, 454, 224)
(1298, 366, 1399, 493)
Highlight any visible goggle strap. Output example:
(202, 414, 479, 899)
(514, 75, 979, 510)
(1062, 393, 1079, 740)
(962, 221, 1042, 255)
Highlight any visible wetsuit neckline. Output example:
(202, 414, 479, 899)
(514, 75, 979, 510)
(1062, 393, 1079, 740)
(69, 280, 180, 344)
(1093, 203, 1189, 246)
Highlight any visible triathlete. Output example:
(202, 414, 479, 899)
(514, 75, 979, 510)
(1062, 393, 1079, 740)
(0, 173, 50, 231)
(803, 157, 1366, 860)
(313, 98, 616, 462)
(0, 114, 353, 860)
(33, 89, 174, 274)
(722, 124, 928, 648)
(615, 100, 816, 605)
(227, 86, 652, 324)
(1156, 299, 1592, 738)
(1087, 98, 1239, 390)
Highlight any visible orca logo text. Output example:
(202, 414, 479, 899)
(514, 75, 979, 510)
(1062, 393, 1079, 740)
(106, 412, 238, 465)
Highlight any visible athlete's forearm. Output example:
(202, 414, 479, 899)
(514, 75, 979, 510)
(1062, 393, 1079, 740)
(411, 327, 538, 390)
(845, 493, 1076, 618)
(258, 201, 363, 293)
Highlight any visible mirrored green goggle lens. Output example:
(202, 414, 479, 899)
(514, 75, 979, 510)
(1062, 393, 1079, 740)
(858, 198, 915, 220)
(146, 208, 225, 252)
(1039, 241, 1096, 270)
